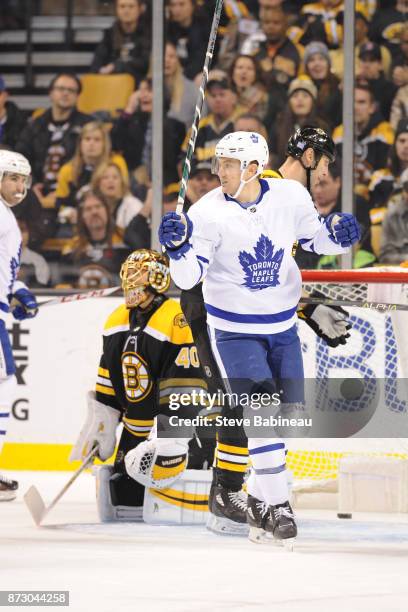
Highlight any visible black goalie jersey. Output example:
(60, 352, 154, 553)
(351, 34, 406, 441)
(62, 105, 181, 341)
(95, 295, 208, 454)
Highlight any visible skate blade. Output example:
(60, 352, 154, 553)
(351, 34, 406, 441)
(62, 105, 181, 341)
(206, 512, 249, 536)
(249, 527, 283, 545)
(282, 537, 296, 552)
(249, 526, 270, 544)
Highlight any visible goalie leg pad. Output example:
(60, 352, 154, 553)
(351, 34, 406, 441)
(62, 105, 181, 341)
(143, 469, 212, 525)
(125, 437, 189, 489)
(70, 391, 120, 462)
(94, 465, 143, 522)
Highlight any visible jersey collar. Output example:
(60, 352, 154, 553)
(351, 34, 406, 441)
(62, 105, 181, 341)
(223, 178, 270, 209)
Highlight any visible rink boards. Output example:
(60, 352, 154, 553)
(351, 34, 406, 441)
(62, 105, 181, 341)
(0, 296, 405, 471)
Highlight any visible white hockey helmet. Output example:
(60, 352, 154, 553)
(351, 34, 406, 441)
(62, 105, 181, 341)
(213, 131, 269, 199)
(0, 150, 32, 206)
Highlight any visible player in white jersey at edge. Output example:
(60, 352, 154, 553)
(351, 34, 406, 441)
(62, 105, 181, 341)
(159, 130, 360, 546)
(0, 150, 38, 501)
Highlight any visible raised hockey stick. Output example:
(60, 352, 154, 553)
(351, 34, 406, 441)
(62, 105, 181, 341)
(176, 0, 224, 215)
(38, 286, 120, 308)
(23, 446, 99, 526)
(299, 296, 408, 312)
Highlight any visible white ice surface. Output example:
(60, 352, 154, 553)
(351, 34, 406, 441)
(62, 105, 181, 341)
(1, 470, 408, 612)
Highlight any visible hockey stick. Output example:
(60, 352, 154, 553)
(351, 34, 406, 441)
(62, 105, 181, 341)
(38, 286, 120, 308)
(176, 0, 224, 215)
(23, 446, 99, 526)
(299, 296, 408, 312)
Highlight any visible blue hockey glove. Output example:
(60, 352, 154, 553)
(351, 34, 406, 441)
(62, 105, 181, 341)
(158, 212, 193, 259)
(327, 213, 361, 247)
(10, 288, 39, 321)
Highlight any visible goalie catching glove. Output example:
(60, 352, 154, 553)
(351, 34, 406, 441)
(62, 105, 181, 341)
(158, 212, 193, 259)
(125, 438, 189, 489)
(70, 391, 120, 462)
(298, 303, 351, 348)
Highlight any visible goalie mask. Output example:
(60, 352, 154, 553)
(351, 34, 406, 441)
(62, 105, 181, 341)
(120, 249, 171, 308)
(0, 150, 32, 207)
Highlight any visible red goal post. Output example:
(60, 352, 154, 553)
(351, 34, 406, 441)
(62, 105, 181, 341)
(301, 267, 408, 284)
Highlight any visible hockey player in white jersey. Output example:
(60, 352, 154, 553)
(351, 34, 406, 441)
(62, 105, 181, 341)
(0, 150, 38, 501)
(159, 130, 360, 545)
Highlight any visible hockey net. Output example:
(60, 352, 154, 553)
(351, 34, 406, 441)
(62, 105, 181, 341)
(286, 267, 408, 487)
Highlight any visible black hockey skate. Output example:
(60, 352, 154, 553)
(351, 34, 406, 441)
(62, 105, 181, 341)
(0, 474, 18, 501)
(247, 494, 270, 544)
(266, 501, 297, 550)
(206, 479, 249, 536)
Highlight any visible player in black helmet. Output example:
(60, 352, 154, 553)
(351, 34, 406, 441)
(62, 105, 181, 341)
(284, 125, 336, 192)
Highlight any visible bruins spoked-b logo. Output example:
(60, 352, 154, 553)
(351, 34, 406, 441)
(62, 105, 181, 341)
(122, 352, 152, 402)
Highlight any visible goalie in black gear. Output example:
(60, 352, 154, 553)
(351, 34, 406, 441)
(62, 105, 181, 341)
(71, 249, 213, 521)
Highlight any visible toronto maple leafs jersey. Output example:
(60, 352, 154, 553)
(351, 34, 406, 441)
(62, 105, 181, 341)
(0, 199, 23, 318)
(170, 178, 348, 335)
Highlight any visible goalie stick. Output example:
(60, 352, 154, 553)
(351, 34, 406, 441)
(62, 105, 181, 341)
(176, 0, 224, 215)
(23, 446, 99, 526)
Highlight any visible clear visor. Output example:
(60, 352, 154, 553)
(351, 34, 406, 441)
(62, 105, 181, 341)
(3, 171, 32, 189)
(211, 157, 220, 175)
(211, 157, 248, 175)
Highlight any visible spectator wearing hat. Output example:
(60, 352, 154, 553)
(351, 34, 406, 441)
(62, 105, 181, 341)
(369, 118, 408, 220)
(379, 168, 408, 264)
(269, 75, 330, 166)
(357, 41, 397, 120)
(333, 82, 394, 199)
(0, 76, 26, 149)
(330, 3, 392, 80)
(180, 78, 245, 164)
(90, 0, 150, 82)
(185, 160, 220, 208)
(303, 41, 342, 129)
(243, 6, 302, 88)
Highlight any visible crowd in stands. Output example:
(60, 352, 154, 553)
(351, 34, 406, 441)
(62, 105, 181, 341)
(1, 0, 408, 288)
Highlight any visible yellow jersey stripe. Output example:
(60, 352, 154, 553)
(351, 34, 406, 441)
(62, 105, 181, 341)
(217, 442, 249, 456)
(98, 367, 110, 378)
(216, 460, 248, 473)
(123, 418, 155, 426)
(95, 384, 115, 396)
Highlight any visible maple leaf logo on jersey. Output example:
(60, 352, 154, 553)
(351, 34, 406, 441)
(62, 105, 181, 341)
(239, 235, 284, 290)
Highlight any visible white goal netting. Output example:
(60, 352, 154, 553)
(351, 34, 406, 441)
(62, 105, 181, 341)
(287, 267, 408, 485)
